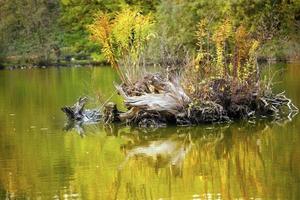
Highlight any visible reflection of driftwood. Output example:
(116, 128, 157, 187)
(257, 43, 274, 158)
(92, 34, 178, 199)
(63, 118, 100, 137)
(63, 120, 85, 136)
(119, 136, 193, 176)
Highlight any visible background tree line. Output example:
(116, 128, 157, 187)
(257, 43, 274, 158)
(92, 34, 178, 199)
(0, 0, 299, 67)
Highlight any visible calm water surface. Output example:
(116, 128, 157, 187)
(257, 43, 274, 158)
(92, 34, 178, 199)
(0, 64, 300, 199)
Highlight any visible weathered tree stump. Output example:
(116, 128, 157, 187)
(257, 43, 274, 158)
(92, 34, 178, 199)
(62, 73, 298, 128)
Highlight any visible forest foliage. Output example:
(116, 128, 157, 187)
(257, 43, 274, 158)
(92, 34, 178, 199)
(0, 0, 299, 66)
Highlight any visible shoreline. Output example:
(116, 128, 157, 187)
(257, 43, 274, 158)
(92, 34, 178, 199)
(1, 57, 300, 71)
(0, 59, 109, 70)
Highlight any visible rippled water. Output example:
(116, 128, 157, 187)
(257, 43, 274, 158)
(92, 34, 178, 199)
(0, 64, 300, 199)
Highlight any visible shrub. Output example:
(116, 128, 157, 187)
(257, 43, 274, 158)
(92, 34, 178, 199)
(88, 6, 155, 83)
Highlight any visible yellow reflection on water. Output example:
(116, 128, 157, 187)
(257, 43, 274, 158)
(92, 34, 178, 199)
(0, 65, 299, 199)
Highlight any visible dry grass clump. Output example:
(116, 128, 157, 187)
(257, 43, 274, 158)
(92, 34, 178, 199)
(180, 19, 292, 120)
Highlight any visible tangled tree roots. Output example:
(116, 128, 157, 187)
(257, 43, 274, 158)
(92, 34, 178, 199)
(62, 73, 298, 127)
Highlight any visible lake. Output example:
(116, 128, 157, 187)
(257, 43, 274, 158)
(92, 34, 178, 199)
(0, 64, 300, 199)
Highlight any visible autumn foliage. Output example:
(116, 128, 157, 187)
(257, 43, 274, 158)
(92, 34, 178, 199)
(88, 7, 155, 84)
(87, 9, 297, 124)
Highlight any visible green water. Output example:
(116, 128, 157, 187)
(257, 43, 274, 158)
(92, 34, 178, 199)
(0, 64, 300, 199)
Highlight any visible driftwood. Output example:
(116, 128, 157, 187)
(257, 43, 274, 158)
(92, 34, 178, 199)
(117, 74, 190, 113)
(62, 73, 298, 128)
(113, 74, 191, 126)
(61, 97, 101, 123)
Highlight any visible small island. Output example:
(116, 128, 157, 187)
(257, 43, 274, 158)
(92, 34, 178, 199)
(62, 8, 298, 127)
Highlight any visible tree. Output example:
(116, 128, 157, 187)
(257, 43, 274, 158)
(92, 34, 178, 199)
(0, 0, 60, 65)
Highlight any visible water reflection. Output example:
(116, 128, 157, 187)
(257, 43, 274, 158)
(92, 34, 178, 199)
(63, 120, 101, 137)
(64, 119, 298, 199)
(0, 65, 300, 199)
(119, 135, 193, 176)
(2, 114, 300, 199)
